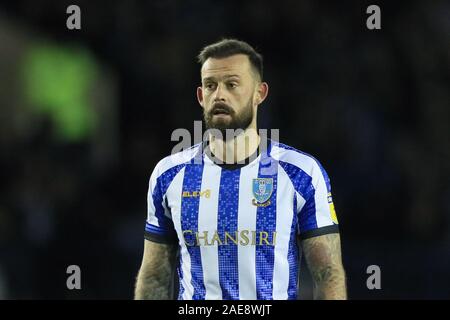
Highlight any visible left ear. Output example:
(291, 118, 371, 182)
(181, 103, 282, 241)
(255, 82, 269, 105)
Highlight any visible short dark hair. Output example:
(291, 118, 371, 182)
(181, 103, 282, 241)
(197, 38, 263, 80)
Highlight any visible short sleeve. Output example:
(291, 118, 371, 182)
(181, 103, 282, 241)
(297, 161, 339, 240)
(144, 161, 178, 244)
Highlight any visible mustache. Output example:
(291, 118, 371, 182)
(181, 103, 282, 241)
(209, 102, 234, 115)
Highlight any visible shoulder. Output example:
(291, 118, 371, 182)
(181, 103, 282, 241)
(270, 141, 326, 176)
(152, 143, 203, 178)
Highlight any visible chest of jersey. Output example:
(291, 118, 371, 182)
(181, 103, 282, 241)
(165, 162, 297, 249)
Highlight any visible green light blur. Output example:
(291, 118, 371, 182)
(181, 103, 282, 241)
(22, 43, 99, 142)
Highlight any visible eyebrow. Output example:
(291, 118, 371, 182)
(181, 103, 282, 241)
(202, 74, 241, 82)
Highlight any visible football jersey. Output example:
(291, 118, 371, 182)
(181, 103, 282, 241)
(144, 139, 339, 300)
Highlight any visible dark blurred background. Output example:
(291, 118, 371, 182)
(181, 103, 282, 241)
(0, 0, 449, 299)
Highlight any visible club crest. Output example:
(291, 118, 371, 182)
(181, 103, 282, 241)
(252, 178, 273, 207)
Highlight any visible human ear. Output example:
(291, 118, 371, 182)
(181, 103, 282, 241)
(197, 86, 204, 108)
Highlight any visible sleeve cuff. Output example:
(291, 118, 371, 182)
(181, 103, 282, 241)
(299, 224, 340, 240)
(144, 230, 178, 244)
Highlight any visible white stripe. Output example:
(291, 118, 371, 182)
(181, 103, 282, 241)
(166, 167, 194, 299)
(147, 166, 160, 227)
(197, 164, 222, 300)
(147, 214, 160, 228)
(314, 173, 333, 228)
(272, 165, 295, 299)
(237, 163, 259, 300)
(295, 192, 306, 213)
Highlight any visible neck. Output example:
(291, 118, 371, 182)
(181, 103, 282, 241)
(208, 125, 260, 164)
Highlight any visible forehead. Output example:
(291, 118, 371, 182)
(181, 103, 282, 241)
(201, 54, 252, 80)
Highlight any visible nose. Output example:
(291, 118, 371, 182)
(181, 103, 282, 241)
(213, 83, 226, 102)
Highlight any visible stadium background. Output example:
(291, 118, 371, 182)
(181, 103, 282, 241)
(0, 0, 449, 299)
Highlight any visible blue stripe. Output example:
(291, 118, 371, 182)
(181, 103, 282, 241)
(255, 153, 278, 300)
(152, 164, 185, 234)
(217, 168, 241, 300)
(178, 148, 203, 300)
(278, 160, 317, 233)
(287, 195, 299, 299)
(180, 163, 206, 300)
(145, 223, 167, 235)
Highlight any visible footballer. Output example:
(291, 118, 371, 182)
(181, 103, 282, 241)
(134, 39, 347, 300)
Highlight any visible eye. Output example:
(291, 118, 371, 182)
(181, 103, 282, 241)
(204, 83, 216, 90)
(227, 82, 238, 89)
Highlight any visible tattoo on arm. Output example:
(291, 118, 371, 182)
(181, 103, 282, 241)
(134, 241, 177, 300)
(301, 233, 347, 300)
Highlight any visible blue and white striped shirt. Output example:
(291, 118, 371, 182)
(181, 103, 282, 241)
(144, 140, 339, 300)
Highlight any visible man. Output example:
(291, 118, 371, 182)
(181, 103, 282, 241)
(134, 39, 346, 300)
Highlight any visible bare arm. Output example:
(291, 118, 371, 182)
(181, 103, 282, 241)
(301, 233, 347, 300)
(134, 240, 177, 300)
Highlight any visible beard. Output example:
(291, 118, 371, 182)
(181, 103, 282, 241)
(203, 97, 254, 140)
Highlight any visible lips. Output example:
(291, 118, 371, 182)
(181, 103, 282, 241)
(211, 104, 232, 116)
(213, 108, 230, 115)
